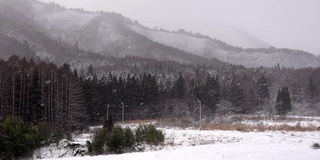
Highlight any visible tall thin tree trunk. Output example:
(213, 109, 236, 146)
(60, 76, 63, 130)
(12, 74, 15, 116)
(19, 73, 22, 117)
(46, 74, 51, 123)
(56, 75, 59, 127)
(65, 76, 69, 131)
(41, 70, 46, 122)
(26, 76, 30, 122)
(0, 79, 3, 118)
(68, 76, 72, 132)
(51, 72, 54, 124)
(22, 72, 26, 121)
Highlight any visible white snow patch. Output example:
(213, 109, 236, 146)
(34, 118, 320, 160)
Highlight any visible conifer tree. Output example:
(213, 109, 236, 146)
(193, 75, 221, 112)
(172, 72, 185, 98)
(307, 78, 318, 104)
(228, 79, 245, 111)
(257, 76, 270, 104)
(276, 86, 292, 115)
(29, 68, 42, 124)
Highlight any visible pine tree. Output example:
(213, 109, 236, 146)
(87, 65, 94, 76)
(228, 79, 245, 113)
(141, 74, 159, 104)
(193, 75, 221, 112)
(257, 76, 270, 104)
(173, 72, 185, 98)
(276, 86, 292, 115)
(307, 78, 318, 104)
(204, 75, 221, 110)
(68, 70, 86, 131)
(28, 69, 42, 124)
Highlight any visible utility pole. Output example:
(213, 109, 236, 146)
(121, 102, 124, 124)
(198, 99, 202, 130)
(12, 73, 15, 116)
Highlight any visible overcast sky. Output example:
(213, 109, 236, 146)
(40, 0, 320, 55)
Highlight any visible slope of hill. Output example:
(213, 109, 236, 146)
(0, 0, 319, 68)
(129, 25, 320, 68)
(0, 0, 225, 67)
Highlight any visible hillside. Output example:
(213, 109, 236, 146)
(0, 0, 318, 68)
(129, 25, 320, 68)
(0, 0, 225, 68)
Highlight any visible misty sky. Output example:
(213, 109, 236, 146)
(40, 0, 320, 55)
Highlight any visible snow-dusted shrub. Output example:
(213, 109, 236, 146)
(145, 125, 165, 145)
(0, 117, 44, 159)
(135, 125, 164, 145)
(106, 127, 125, 154)
(90, 124, 165, 155)
(91, 128, 107, 154)
(135, 125, 146, 143)
(105, 126, 136, 153)
(124, 127, 135, 147)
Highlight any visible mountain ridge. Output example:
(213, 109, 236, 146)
(0, 0, 319, 68)
(129, 24, 319, 68)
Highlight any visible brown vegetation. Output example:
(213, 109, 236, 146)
(201, 122, 317, 132)
(116, 119, 156, 125)
(146, 116, 320, 132)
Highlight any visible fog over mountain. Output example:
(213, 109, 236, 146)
(2, 2, 320, 159)
(41, 0, 320, 55)
(0, 0, 319, 68)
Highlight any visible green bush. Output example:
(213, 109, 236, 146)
(106, 126, 125, 154)
(145, 125, 164, 145)
(91, 129, 107, 154)
(0, 117, 44, 159)
(134, 125, 164, 145)
(124, 127, 135, 147)
(91, 124, 165, 155)
(135, 125, 146, 143)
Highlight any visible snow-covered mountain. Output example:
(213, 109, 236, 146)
(2, 0, 225, 66)
(129, 25, 320, 68)
(0, 0, 319, 68)
(206, 25, 271, 49)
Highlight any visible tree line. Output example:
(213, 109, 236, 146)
(1, 55, 320, 127)
(0, 55, 85, 132)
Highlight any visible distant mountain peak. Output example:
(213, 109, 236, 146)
(0, 0, 319, 68)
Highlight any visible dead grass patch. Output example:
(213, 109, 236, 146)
(117, 119, 156, 124)
(202, 122, 317, 132)
(214, 114, 318, 124)
(157, 117, 196, 129)
(113, 116, 319, 132)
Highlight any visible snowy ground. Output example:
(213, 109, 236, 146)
(33, 117, 320, 160)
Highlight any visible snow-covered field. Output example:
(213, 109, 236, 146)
(34, 117, 320, 160)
